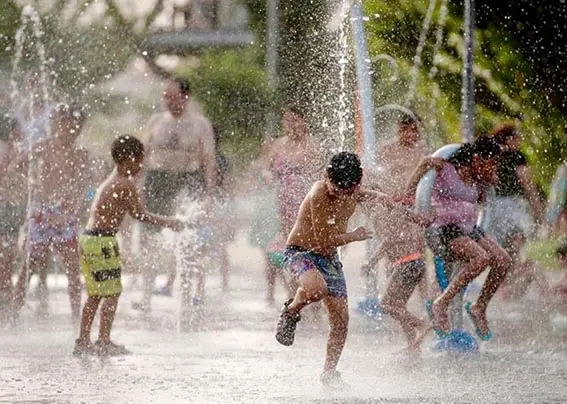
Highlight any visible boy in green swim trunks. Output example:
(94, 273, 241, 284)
(74, 135, 182, 356)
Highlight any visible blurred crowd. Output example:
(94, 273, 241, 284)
(1, 74, 567, 344)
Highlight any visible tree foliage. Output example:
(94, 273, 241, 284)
(364, 0, 566, 187)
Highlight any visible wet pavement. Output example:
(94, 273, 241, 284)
(2, 240, 567, 403)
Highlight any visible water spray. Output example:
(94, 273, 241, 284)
(9, 5, 53, 307)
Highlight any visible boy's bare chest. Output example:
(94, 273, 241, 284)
(323, 199, 356, 227)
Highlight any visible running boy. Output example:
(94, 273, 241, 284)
(74, 135, 182, 356)
(275, 152, 416, 387)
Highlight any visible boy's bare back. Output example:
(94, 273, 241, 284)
(86, 135, 181, 235)
(85, 172, 139, 234)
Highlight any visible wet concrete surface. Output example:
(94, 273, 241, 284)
(2, 241, 567, 403)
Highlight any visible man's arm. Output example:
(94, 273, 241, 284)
(359, 188, 434, 227)
(200, 118, 218, 195)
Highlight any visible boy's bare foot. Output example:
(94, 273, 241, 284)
(465, 301, 492, 340)
(320, 369, 350, 390)
(409, 324, 434, 351)
(73, 339, 94, 357)
(94, 340, 131, 356)
(431, 301, 450, 334)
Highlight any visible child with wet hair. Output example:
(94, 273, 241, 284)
(74, 135, 182, 356)
(275, 152, 425, 387)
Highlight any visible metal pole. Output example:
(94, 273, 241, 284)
(350, 1, 376, 169)
(462, 0, 475, 142)
(265, 0, 279, 139)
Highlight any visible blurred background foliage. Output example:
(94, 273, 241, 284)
(0, 0, 565, 185)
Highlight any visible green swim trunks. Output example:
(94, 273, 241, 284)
(79, 230, 122, 297)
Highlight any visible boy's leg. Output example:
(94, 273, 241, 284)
(381, 272, 426, 346)
(96, 294, 130, 355)
(276, 268, 328, 346)
(55, 240, 82, 322)
(287, 269, 328, 314)
(322, 295, 349, 375)
(13, 243, 49, 314)
(98, 295, 119, 344)
(467, 236, 511, 335)
(76, 295, 101, 348)
(431, 237, 489, 333)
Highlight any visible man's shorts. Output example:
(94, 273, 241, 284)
(390, 254, 426, 288)
(283, 245, 347, 298)
(425, 224, 485, 262)
(28, 204, 80, 247)
(79, 230, 122, 297)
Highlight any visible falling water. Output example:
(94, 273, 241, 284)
(405, 0, 438, 106)
(427, 0, 449, 128)
(9, 5, 53, 301)
(173, 197, 207, 331)
(336, 19, 350, 152)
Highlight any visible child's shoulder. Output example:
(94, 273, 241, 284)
(99, 174, 134, 194)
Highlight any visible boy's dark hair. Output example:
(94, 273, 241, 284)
(489, 123, 518, 145)
(327, 152, 363, 189)
(448, 136, 501, 169)
(174, 77, 191, 96)
(111, 135, 144, 164)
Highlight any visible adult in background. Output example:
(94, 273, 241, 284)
(261, 107, 320, 304)
(133, 77, 217, 311)
(0, 112, 25, 314)
(486, 124, 549, 299)
(10, 103, 95, 322)
(360, 114, 430, 313)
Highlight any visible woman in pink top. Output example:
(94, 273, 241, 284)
(407, 137, 510, 340)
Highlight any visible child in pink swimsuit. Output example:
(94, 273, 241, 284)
(407, 137, 511, 340)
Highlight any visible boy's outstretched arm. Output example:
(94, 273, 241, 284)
(359, 188, 435, 228)
(123, 182, 182, 230)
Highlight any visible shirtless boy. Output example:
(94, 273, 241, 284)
(363, 115, 434, 350)
(73, 135, 181, 356)
(275, 152, 418, 387)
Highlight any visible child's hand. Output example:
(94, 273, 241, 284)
(351, 226, 373, 241)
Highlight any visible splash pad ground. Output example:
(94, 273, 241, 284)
(1, 238, 567, 404)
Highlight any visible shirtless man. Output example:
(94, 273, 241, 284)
(363, 115, 434, 350)
(11, 103, 96, 321)
(134, 78, 217, 311)
(274, 152, 425, 387)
